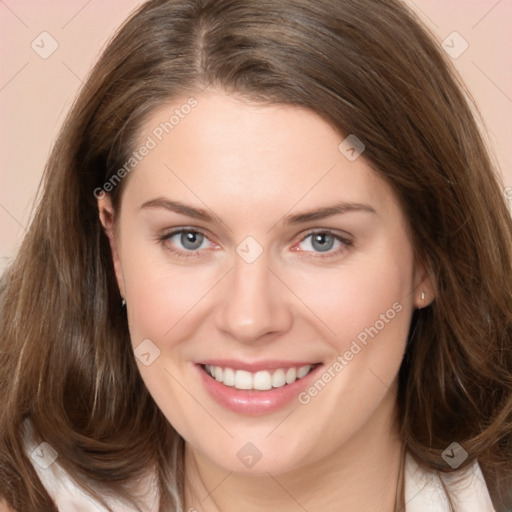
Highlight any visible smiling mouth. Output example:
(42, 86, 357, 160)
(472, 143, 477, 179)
(201, 363, 320, 391)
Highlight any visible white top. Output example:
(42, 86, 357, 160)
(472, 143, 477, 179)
(23, 421, 496, 512)
(404, 451, 496, 512)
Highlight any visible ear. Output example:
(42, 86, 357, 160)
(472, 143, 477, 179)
(413, 257, 435, 309)
(97, 194, 126, 299)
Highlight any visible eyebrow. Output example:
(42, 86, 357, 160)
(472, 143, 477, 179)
(139, 198, 377, 225)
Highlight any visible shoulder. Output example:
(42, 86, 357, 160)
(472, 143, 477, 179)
(22, 418, 112, 512)
(22, 418, 159, 512)
(404, 452, 496, 512)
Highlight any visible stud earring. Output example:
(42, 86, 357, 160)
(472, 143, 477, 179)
(121, 298, 127, 308)
(421, 291, 425, 301)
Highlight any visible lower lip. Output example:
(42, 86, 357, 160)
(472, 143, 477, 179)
(196, 364, 323, 415)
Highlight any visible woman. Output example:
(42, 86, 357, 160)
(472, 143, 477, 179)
(1, 0, 511, 511)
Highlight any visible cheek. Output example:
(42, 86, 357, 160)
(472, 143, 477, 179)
(286, 247, 414, 353)
(119, 233, 219, 345)
(118, 242, 213, 440)
(126, 268, 203, 341)
(285, 255, 413, 465)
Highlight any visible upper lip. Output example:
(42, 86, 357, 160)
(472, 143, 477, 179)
(197, 359, 321, 372)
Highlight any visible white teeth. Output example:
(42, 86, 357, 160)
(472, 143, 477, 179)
(297, 365, 311, 379)
(235, 370, 253, 390)
(285, 367, 297, 384)
(223, 367, 235, 387)
(204, 364, 314, 390)
(253, 371, 272, 391)
(272, 369, 286, 388)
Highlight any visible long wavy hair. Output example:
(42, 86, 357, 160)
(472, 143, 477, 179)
(1, 0, 511, 510)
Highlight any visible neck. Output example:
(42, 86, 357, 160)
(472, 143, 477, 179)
(184, 390, 404, 512)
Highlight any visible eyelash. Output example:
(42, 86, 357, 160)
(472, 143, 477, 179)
(158, 228, 353, 260)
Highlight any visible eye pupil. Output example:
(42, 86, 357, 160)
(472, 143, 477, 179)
(181, 231, 203, 250)
(312, 233, 334, 252)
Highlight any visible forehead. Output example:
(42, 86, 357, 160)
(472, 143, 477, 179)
(123, 90, 394, 223)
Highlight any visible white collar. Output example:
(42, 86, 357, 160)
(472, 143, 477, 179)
(404, 452, 496, 511)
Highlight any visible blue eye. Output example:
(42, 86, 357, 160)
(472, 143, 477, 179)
(296, 231, 352, 258)
(302, 232, 337, 252)
(160, 229, 213, 257)
(173, 230, 206, 250)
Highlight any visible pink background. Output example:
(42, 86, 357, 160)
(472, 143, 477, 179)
(1, 0, 511, 273)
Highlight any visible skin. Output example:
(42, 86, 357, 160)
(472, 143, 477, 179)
(99, 90, 434, 512)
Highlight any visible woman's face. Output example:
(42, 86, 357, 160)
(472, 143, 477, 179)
(99, 90, 431, 475)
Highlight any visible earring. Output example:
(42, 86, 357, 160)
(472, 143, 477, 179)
(121, 298, 127, 308)
(421, 291, 425, 301)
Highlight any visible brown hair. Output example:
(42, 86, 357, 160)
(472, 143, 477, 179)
(1, 0, 511, 510)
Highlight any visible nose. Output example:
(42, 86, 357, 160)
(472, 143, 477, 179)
(215, 253, 293, 344)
